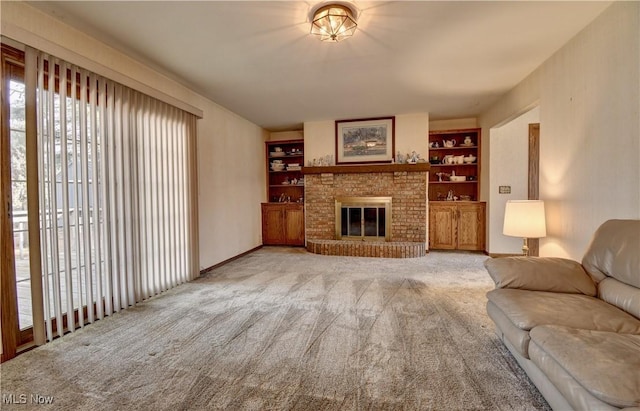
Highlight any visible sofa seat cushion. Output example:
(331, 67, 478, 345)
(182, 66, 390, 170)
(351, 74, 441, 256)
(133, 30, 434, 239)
(486, 289, 640, 358)
(530, 325, 640, 408)
(487, 300, 533, 358)
(487, 289, 640, 333)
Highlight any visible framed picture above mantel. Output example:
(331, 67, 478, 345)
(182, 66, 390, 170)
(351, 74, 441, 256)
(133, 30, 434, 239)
(335, 116, 395, 164)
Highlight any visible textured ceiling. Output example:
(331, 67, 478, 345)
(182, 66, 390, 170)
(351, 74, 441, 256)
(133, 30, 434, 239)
(28, 1, 611, 131)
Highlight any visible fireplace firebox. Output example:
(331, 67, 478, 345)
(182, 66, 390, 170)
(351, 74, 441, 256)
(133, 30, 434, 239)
(335, 197, 391, 241)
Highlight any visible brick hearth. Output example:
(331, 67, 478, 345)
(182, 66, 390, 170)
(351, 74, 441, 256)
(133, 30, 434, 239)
(303, 164, 429, 258)
(306, 239, 426, 258)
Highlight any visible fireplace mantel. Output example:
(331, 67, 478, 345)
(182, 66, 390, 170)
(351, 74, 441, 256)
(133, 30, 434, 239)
(302, 163, 430, 174)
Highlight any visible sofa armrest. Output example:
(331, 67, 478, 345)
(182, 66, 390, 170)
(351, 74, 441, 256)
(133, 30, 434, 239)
(484, 257, 597, 296)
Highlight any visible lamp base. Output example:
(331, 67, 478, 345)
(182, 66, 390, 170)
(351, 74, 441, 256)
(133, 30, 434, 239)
(522, 238, 530, 256)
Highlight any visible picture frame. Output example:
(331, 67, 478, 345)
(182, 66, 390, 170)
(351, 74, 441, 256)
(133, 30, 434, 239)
(335, 117, 395, 164)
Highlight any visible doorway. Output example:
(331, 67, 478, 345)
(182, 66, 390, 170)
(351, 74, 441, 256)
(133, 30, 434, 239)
(488, 106, 540, 256)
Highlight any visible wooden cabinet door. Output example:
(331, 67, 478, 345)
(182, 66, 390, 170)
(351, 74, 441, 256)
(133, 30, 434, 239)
(284, 205, 305, 246)
(457, 203, 485, 251)
(262, 205, 284, 245)
(429, 204, 457, 249)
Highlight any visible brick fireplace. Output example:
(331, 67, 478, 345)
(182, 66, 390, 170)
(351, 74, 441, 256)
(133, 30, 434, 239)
(303, 163, 429, 258)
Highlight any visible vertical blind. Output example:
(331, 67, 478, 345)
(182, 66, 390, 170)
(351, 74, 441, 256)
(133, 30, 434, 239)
(33, 51, 197, 341)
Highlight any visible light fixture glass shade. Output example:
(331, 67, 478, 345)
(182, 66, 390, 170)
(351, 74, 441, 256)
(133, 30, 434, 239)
(311, 4, 357, 42)
(503, 200, 547, 238)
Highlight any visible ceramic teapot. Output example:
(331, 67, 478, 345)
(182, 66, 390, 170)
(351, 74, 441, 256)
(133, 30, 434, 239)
(442, 155, 455, 164)
(443, 139, 457, 148)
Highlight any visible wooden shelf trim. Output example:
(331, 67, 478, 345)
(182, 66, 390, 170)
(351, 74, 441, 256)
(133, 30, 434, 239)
(302, 163, 430, 174)
(430, 181, 478, 184)
(429, 163, 477, 167)
(269, 154, 304, 159)
(430, 201, 486, 204)
(429, 146, 477, 151)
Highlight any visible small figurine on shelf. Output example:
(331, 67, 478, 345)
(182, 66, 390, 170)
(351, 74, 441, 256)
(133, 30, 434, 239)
(406, 151, 420, 164)
(446, 190, 454, 201)
(435, 172, 449, 182)
(396, 151, 405, 164)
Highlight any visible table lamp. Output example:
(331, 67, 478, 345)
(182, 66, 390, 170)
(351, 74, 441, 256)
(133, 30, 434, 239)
(503, 200, 547, 256)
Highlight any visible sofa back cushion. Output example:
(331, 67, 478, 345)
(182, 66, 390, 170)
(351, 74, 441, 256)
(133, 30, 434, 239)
(485, 257, 596, 295)
(582, 219, 640, 288)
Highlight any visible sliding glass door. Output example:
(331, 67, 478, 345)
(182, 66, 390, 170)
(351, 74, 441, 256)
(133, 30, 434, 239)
(2, 44, 33, 360)
(1, 43, 198, 361)
(9, 71, 33, 331)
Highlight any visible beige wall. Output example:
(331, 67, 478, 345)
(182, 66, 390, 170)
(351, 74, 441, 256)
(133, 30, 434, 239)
(303, 113, 429, 165)
(429, 118, 477, 131)
(480, 2, 640, 259)
(2, 2, 268, 270)
(303, 120, 335, 165)
(269, 130, 303, 142)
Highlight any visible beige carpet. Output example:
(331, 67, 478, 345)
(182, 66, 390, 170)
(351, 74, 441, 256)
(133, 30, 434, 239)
(0, 248, 549, 410)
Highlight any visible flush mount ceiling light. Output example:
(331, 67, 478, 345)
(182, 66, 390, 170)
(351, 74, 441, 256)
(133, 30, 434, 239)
(310, 3, 358, 42)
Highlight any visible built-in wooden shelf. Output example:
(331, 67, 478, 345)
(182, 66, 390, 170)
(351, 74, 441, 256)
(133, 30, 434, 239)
(302, 163, 430, 174)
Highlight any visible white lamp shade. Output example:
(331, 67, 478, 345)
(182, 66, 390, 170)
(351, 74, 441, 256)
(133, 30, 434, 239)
(503, 200, 547, 238)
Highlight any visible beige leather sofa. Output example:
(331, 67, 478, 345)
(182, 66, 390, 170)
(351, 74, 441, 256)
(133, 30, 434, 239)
(484, 219, 640, 410)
